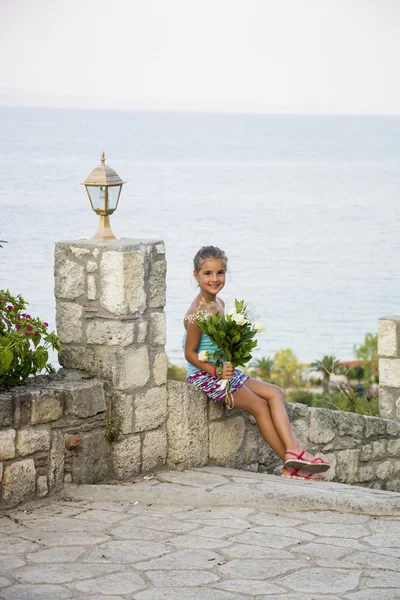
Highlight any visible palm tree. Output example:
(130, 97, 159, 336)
(311, 355, 340, 393)
(249, 356, 274, 381)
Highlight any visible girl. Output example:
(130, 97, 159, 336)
(183, 245, 330, 481)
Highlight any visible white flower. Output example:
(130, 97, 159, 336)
(198, 350, 209, 362)
(231, 312, 247, 326)
(219, 379, 229, 390)
(254, 321, 265, 333)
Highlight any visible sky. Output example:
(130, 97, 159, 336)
(1, 0, 400, 114)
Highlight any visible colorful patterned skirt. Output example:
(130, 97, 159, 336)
(187, 369, 250, 403)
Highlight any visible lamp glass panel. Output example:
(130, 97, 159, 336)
(88, 186, 107, 211)
(108, 185, 121, 210)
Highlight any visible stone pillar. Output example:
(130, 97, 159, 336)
(55, 238, 168, 478)
(378, 315, 400, 420)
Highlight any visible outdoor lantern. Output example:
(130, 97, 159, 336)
(82, 152, 126, 241)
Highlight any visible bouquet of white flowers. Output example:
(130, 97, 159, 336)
(197, 299, 264, 407)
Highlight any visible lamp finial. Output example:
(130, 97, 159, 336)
(101, 151, 105, 164)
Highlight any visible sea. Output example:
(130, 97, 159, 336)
(1, 106, 400, 368)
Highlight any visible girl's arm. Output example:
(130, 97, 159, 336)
(184, 320, 216, 375)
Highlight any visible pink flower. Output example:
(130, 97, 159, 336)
(25, 314, 31, 319)
(28, 326, 33, 331)
(23, 332, 28, 336)
(34, 332, 39, 336)
(15, 325, 21, 330)
(44, 322, 48, 327)
(7, 305, 13, 310)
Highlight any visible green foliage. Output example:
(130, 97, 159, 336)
(0, 290, 62, 388)
(354, 332, 378, 386)
(104, 415, 123, 444)
(197, 299, 258, 370)
(311, 355, 340, 392)
(167, 362, 187, 381)
(249, 356, 274, 380)
(271, 348, 302, 390)
(287, 389, 314, 406)
(345, 364, 365, 382)
(313, 390, 379, 416)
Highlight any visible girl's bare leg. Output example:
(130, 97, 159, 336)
(244, 378, 301, 452)
(231, 384, 286, 461)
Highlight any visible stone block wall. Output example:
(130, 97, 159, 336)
(167, 381, 400, 492)
(378, 315, 400, 420)
(0, 371, 108, 508)
(55, 238, 168, 481)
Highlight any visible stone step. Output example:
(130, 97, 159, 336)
(63, 466, 400, 517)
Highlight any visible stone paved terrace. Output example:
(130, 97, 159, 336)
(0, 466, 400, 600)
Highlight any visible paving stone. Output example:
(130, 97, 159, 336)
(0, 585, 73, 599)
(365, 569, 400, 588)
(134, 549, 223, 570)
(69, 571, 146, 595)
(166, 534, 232, 550)
(345, 550, 400, 571)
(314, 537, 366, 551)
(83, 539, 171, 563)
(17, 530, 110, 546)
(171, 506, 256, 520)
(291, 541, 352, 560)
(249, 512, 303, 527)
(79, 501, 128, 513)
(262, 596, 342, 600)
(195, 525, 246, 539)
(0, 537, 38, 554)
(78, 597, 124, 600)
(250, 525, 315, 541)
(369, 518, 400, 535)
(14, 563, 120, 584)
(158, 471, 229, 488)
(26, 546, 87, 563)
(228, 529, 301, 548)
(364, 533, 400, 548)
(221, 544, 294, 560)
(213, 579, 286, 596)
(122, 515, 199, 534)
(112, 524, 173, 542)
(0, 556, 25, 573)
(288, 510, 370, 523)
(345, 590, 400, 599)
(133, 589, 247, 600)
(184, 517, 251, 530)
(74, 509, 128, 523)
(300, 522, 369, 538)
(0, 519, 26, 535)
(146, 570, 220, 587)
(277, 567, 361, 594)
(22, 516, 107, 533)
(0, 578, 11, 589)
(217, 558, 305, 580)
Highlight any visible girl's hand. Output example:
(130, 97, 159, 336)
(222, 362, 234, 380)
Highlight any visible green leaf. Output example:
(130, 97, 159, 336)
(0, 348, 13, 371)
(34, 347, 48, 370)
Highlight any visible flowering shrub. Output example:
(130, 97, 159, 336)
(0, 290, 62, 388)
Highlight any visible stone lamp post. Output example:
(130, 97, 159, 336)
(82, 152, 125, 241)
(54, 158, 168, 481)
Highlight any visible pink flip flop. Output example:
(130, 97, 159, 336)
(284, 449, 330, 473)
(282, 466, 326, 481)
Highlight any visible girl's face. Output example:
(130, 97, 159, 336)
(194, 258, 226, 297)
